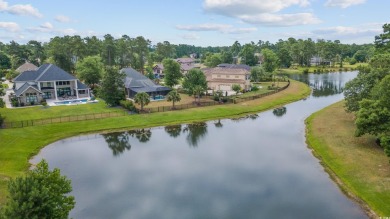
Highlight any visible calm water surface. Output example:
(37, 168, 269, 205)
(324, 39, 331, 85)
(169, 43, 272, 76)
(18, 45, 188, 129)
(32, 71, 367, 219)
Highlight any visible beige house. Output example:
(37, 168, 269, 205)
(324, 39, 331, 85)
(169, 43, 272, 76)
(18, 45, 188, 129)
(203, 64, 251, 91)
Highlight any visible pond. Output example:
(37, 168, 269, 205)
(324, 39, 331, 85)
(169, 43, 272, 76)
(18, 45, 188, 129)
(32, 71, 367, 219)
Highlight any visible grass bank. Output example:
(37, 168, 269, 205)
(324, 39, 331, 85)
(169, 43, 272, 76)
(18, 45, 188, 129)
(306, 101, 390, 217)
(0, 80, 310, 203)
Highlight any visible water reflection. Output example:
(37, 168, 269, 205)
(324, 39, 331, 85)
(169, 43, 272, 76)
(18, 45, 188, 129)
(164, 125, 182, 138)
(290, 73, 344, 97)
(183, 122, 208, 147)
(129, 129, 152, 143)
(102, 132, 131, 156)
(214, 119, 223, 128)
(273, 107, 287, 117)
(230, 114, 259, 122)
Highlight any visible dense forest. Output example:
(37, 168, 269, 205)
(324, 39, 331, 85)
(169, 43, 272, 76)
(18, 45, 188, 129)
(0, 34, 374, 78)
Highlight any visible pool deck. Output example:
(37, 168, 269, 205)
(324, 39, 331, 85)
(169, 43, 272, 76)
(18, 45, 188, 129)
(46, 98, 92, 106)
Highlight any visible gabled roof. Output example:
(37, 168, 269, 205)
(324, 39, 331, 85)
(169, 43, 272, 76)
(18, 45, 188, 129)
(15, 62, 38, 73)
(217, 63, 251, 71)
(13, 63, 76, 82)
(153, 64, 164, 70)
(121, 67, 171, 93)
(14, 82, 42, 97)
(36, 64, 76, 81)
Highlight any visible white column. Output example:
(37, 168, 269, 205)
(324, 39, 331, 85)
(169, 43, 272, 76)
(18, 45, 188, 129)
(54, 81, 58, 100)
(75, 80, 79, 99)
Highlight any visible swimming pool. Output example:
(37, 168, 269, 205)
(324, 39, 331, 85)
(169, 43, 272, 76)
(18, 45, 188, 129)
(151, 95, 165, 101)
(54, 99, 89, 105)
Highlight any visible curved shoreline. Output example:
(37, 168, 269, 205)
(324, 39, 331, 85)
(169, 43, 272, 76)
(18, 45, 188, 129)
(0, 80, 311, 203)
(305, 101, 390, 218)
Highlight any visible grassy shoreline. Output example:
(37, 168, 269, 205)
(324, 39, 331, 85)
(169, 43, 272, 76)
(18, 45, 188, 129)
(305, 101, 390, 218)
(0, 80, 311, 203)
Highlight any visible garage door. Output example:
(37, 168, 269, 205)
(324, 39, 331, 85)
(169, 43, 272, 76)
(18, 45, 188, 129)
(219, 84, 232, 91)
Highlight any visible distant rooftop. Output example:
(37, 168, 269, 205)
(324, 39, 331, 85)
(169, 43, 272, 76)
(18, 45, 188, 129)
(15, 62, 38, 73)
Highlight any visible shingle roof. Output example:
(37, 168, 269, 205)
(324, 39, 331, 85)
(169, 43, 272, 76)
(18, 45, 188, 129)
(203, 67, 249, 75)
(15, 62, 38, 73)
(217, 63, 251, 71)
(154, 64, 164, 70)
(36, 64, 76, 81)
(77, 80, 88, 89)
(14, 82, 42, 96)
(13, 70, 41, 82)
(180, 64, 195, 71)
(176, 58, 194, 64)
(13, 63, 76, 82)
(121, 67, 171, 93)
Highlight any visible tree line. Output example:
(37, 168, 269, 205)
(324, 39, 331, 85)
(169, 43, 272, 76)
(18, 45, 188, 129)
(344, 23, 390, 162)
(0, 34, 374, 75)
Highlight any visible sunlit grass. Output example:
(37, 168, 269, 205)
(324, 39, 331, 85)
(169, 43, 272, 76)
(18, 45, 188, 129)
(306, 101, 390, 217)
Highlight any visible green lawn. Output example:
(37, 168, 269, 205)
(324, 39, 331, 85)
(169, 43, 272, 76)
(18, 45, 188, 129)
(0, 99, 123, 121)
(0, 80, 311, 204)
(235, 81, 289, 99)
(1, 84, 8, 89)
(306, 101, 390, 217)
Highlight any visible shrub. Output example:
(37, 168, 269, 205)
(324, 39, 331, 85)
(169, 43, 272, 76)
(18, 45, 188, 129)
(120, 100, 136, 111)
(0, 113, 4, 127)
(302, 68, 309, 74)
(41, 100, 47, 107)
(251, 85, 259, 91)
(349, 58, 357, 65)
(10, 98, 19, 107)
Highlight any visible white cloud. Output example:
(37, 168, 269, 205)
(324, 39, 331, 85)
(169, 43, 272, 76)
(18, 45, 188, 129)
(60, 28, 77, 35)
(40, 22, 53, 29)
(202, 0, 319, 27)
(325, 0, 366, 8)
(0, 21, 20, 32)
(239, 13, 321, 26)
(55, 15, 71, 23)
(176, 23, 257, 34)
(0, 0, 42, 18)
(203, 0, 309, 16)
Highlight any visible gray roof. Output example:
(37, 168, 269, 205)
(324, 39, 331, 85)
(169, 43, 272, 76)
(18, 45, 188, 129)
(77, 80, 88, 89)
(13, 70, 41, 82)
(16, 62, 38, 73)
(217, 63, 251, 71)
(14, 82, 42, 97)
(14, 63, 76, 82)
(121, 67, 171, 93)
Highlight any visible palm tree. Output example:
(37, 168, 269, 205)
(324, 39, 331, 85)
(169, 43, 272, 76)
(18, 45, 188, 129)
(193, 85, 204, 104)
(134, 92, 150, 112)
(166, 89, 181, 109)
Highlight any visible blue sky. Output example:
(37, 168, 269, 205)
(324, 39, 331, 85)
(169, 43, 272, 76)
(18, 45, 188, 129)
(0, 0, 388, 46)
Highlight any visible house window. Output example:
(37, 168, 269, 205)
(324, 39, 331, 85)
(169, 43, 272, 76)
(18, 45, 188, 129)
(226, 75, 230, 78)
(43, 92, 52, 99)
(57, 87, 71, 97)
(235, 75, 239, 79)
(217, 75, 221, 78)
(78, 90, 86, 95)
(25, 92, 38, 103)
(56, 81, 70, 86)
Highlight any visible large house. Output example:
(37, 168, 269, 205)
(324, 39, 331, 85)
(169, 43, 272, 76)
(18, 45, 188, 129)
(153, 59, 197, 77)
(203, 64, 251, 92)
(12, 64, 90, 105)
(121, 67, 171, 99)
